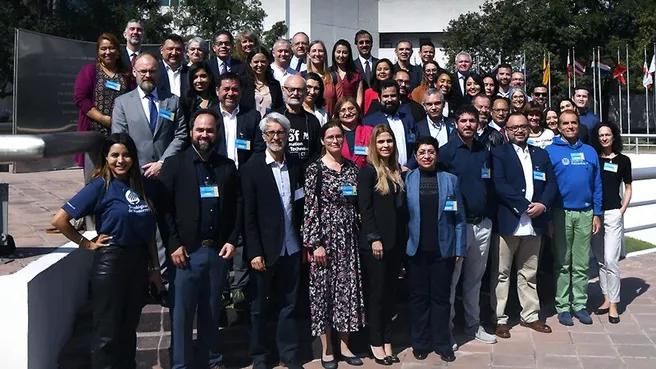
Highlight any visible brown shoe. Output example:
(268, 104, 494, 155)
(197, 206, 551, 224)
(495, 324, 511, 338)
(520, 320, 552, 333)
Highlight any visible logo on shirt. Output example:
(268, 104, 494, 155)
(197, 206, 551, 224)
(561, 158, 570, 166)
(125, 190, 141, 205)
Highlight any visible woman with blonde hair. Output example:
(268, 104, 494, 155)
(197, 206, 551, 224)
(235, 30, 260, 61)
(306, 40, 337, 117)
(357, 124, 407, 365)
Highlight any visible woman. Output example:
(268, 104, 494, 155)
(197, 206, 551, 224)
(240, 46, 283, 116)
(559, 98, 577, 113)
(410, 61, 440, 102)
(181, 62, 217, 123)
(235, 30, 260, 61)
(329, 39, 364, 107)
(74, 33, 132, 170)
(465, 73, 483, 101)
(304, 72, 329, 125)
(363, 58, 394, 115)
(509, 87, 528, 113)
(186, 37, 208, 66)
(334, 97, 373, 168)
(303, 121, 366, 369)
(306, 40, 337, 117)
(525, 102, 554, 149)
(591, 122, 632, 324)
(545, 107, 560, 136)
(482, 73, 499, 98)
(358, 124, 407, 365)
(51, 133, 161, 369)
(436, 71, 454, 117)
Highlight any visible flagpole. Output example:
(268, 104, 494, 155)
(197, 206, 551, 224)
(568, 49, 572, 98)
(548, 52, 552, 106)
(627, 44, 631, 135)
(573, 48, 577, 88)
(645, 47, 649, 136)
(617, 47, 623, 133)
(598, 46, 603, 119)
(592, 49, 597, 114)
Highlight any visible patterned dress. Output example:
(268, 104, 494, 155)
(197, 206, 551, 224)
(303, 159, 366, 336)
(93, 65, 128, 135)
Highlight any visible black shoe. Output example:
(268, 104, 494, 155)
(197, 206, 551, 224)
(287, 363, 306, 369)
(595, 307, 610, 315)
(252, 361, 267, 369)
(437, 350, 456, 362)
(609, 315, 620, 324)
(387, 355, 400, 363)
(321, 358, 338, 369)
(372, 356, 392, 366)
(341, 355, 363, 366)
(412, 350, 428, 360)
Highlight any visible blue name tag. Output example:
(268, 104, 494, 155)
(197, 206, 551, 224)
(235, 139, 251, 150)
(603, 162, 618, 173)
(199, 186, 219, 198)
(533, 171, 546, 181)
(407, 133, 416, 143)
(354, 146, 367, 156)
(481, 168, 491, 179)
(159, 109, 174, 121)
(570, 152, 585, 162)
(444, 200, 458, 211)
(104, 80, 121, 91)
(527, 138, 535, 146)
(341, 185, 357, 196)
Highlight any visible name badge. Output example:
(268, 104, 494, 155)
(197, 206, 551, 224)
(341, 185, 357, 196)
(527, 138, 535, 146)
(444, 200, 458, 211)
(104, 80, 121, 91)
(604, 162, 618, 173)
(570, 152, 585, 162)
(235, 138, 251, 150)
(407, 133, 416, 143)
(354, 146, 367, 156)
(199, 186, 219, 198)
(481, 168, 491, 179)
(159, 109, 175, 121)
(294, 187, 305, 201)
(533, 171, 546, 181)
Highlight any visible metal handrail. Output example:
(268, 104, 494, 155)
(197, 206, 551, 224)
(0, 131, 103, 161)
(623, 134, 656, 154)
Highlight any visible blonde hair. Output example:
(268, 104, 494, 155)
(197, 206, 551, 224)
(367, 124, 404, 195)
(306, 40, 332, 85)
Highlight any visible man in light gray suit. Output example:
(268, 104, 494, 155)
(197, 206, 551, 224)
(112, 52, 187, 178)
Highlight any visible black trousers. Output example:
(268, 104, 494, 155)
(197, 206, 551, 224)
(360, 247, 403, 346)
(407, 251, 456, 352)
(90, 245, 148, 369)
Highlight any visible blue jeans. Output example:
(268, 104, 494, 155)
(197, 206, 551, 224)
(169, 246, 228, 369)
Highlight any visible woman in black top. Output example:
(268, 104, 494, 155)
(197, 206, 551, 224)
(590, 122, 632, 324)
(240, 46, 284, 116)
(181, 62, 217, 123)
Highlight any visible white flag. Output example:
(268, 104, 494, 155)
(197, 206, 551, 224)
(649, 54, 656, 73)
(643, 61, 653, 88)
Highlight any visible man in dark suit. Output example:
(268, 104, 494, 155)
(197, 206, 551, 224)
(353, 30, 378, 90)
(473, 94, 504, 150)
(208, 30, 247, 81)
(158, 109, 239, 369)
(241, 112, 305, 369)
(416, 89, 455, 147)
(363, 79, 417, 170)
(451, 51, 473, 109)
(365, 70, 423, 122)
(490, 112, 557, 339)
(120, 19, 144, 68)
(393, 40, 421, 91)
(158, 34, 189, 98)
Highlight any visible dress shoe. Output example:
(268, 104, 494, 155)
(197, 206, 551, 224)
(594, 307, 610, 315)
(609, 315, 621, 324)
(340, 355, 363, 366)
(387, 355, 400, 363)
(574, 310, 593, 325)
(372, 355, 392, 366)
(321, 358, 338, 369)
(495, 324, 511, 339)
(287, 362, 306, 369)
(557, 312, 574, 326)
(520, 320, 552, 333)
(412, 350, 428, 360)
(252, 361, 267, 369)
(436, 349, 456, 362)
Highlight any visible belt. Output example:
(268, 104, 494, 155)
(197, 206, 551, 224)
(201, 239, 217, 248)
(466, 216, 485, 225)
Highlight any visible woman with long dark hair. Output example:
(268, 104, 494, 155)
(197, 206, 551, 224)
(51, 133, 161, 369)
(410, 61, 440, 102)
(482, 73, 499, 98)
(464, 73, 483, 102)
(304, 72, 329, 125)
(181, 61, 217, 123)
(329, 39, 364, 107)
(363, 58, 394, 115)
(240, 46, 284, 116)
(544, 107, 560, 137)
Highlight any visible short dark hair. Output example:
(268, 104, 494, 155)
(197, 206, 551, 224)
(414, 136, 439, 154)
(216, 71, 241, 88)
(213, 30, 233, 44)
(573, 86, 590, 94)
(591, 122, 623, 154)
(533, 84, 548, 92)
(455, 105, 480, 123)
(377, 79, 400, 96)
(420, 40, 435, 49)
(163, 33, 184, 45)
(473, 93, 490, 105)
(497, 63, 512, 71)
(559, 110, 580, 124)
(189, 109, 220, 129)
(396, 39, 413, 49)
(354, 30, 372, 43)
(507, 111, 528, 122)
(524, 101, 544, 119)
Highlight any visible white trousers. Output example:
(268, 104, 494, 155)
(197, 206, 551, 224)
(591, 209, 623, 303)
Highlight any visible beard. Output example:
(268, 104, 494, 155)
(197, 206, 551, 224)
(380, 102, 399, 115)
(139, 80, 155, 93)
(192, 139, 215, 153)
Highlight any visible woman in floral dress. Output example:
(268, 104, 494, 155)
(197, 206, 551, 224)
(303, 121, 366, 369)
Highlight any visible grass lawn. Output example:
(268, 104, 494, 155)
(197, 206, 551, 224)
(626, 237, 656, 254)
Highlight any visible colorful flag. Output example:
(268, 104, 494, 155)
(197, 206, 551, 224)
(643, 61, 653, 89)
(574, 59, 586, 76)
(613, 63, 627, 85)
(542, 55, 550, 85)
(592, 60, 612, 74)
(649, 54, 656, 74)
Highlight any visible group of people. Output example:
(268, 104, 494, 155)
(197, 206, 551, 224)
(58, 19, 634, 369)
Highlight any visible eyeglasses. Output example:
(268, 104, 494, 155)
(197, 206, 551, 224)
(324, 135, 344, 143)
(214, 41, 232, 47)
(283, 86, 304, 94)
(135, 69, 157, 76)
(506, 124, 530, 132)
(533, 92, 547, 97)
(264, 130, 287, 138)
(339, 107, 357, 114)
(395, 79, 410, 85)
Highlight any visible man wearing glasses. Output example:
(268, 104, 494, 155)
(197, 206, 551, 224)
(209, 30, 246, 81)
(290, 32, 309, 73)
(490, 97, 510, 132)
(531, 85, 549, 111)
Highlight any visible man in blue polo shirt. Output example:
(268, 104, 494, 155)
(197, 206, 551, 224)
(438, 105, 497, 347)
(573, 86, 600, 131)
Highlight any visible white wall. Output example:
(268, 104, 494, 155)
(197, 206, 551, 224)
(378, 0, 486, 33)
(622, 154, 656, 245)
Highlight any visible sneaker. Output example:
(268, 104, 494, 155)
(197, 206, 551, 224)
(450, 333, 458, 351)
(465, 325, 497, 344)
(557, 312, 574, 326)
(574, 310, 593, 325)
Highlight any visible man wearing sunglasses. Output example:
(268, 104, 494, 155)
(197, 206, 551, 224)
(531, 85, 549, 111)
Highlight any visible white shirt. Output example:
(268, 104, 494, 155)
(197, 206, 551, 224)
(217, 57, 232, 73)
(527, 129, 554, 149)
(164, 63, 182, 97)
(442, 101, 450, 118)
(497, 87, 510, 99)
(457, 71, 467, 95)
(265, 150, 301, 256)
(512, 143, 536, 236)
(137, 87, 159, 127)
(426, 115, 449, 147)
(220, 104, 240, 167)
(359, 55, 374, 76)
(489, 121, 502, 131)
(272, 63, 297, 87)
(125, 47, 140, 62)
(387, 114, 407, 166)
(312, 108, 329, 126)
(290, 55, 307, 72)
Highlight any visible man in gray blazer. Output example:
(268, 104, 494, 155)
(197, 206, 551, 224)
(112, 52, 187, 178)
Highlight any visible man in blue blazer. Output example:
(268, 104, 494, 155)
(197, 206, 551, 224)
(363, 79, 417, 170)
(415, 89, 455, 147)
(405, 136, 466, 363)
(490, 112, 557, 339)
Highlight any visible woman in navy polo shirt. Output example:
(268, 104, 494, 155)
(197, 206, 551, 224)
(51, 133, 161, 369)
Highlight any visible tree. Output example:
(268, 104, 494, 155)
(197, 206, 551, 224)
(261, 21, 288, 49)
(172, 0, 267, 40)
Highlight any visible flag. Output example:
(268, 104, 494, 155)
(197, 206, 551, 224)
(542, 55, 550, 85)
(613, 63, 627, 85)
(650, 54, 656, 73)
(592, 60, 612, 74)
(643, 61, 653, 89)
(574, 59, 586, 76)
(567, 53, 572, 82)
(520, 53, 526, 75)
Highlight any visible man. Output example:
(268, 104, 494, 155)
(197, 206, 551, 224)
(419, 40, 437, 68)
(438, 105, 497, 346)
(158, 34, 189, 98)
(353, 30, 378, 90)
(531, 85, 549, 111)
(271, 39, 297, 86)
(451, 51, 472, 107)
(510, 71, 525, 88)
(241, 113, 305, 369)
(209, 30, 246, 81)
(490, 113, 557, 339)
(121, 19, 144, 67)
(111, 53, 187, 177)
(158, 109, 238, 369)
(496, 64, 512, 98)
(473, 94, 504, 150)
(363, 79, 417, 170)
(393, 40, 421, 90)
(290, 32, 309, 72)
(416, 89, 454, 147)
(490, 97, 510, 132)
(573, 86, 600, 131)
(405, 136, 466, 363)
(367, 70, 423, 122)
(545, 111, 602, 326)
(274, 74, 322, 165)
